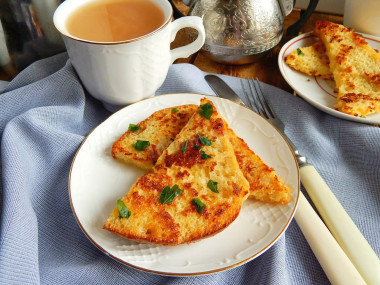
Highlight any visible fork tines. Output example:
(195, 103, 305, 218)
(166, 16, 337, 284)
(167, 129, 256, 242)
(240, 78, 276, 120)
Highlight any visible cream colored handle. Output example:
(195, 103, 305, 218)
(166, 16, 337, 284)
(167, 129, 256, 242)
(295, 193, 366, 285)
(300, 165, 380, 285)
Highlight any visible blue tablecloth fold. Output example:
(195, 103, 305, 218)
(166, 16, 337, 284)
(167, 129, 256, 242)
(1, 53, 379, 284)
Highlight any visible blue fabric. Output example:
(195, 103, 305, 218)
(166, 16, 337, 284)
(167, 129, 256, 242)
(1, 53, 379, 284)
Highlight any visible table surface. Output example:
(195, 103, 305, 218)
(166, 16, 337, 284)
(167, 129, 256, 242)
(0, 7, 343, 92)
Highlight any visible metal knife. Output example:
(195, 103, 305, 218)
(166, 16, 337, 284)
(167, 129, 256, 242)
(205, 75, 244, 105)
(205, 74, 369, 285)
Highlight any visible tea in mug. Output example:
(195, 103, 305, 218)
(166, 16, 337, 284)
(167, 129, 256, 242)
(65, 0, 165, 42)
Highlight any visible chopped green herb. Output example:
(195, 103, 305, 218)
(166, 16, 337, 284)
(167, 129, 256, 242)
(297, 48, 304, 56)
(193, 145, 201, 150)
(182, 140, 188, 154)
(200, 150, 211, 160)
(198, 134, 214, 146)
(360, 115, 366, 118)
(128, 124, 141, 132)
(207, 179, 218, 193)
(198, 103, 213, 119)
(117, 199, 131, 218)
(132, 140, 150, 151)
(192, 198, 206, 214)
(158, 184, 184, 204)
(172, 107, 179, 113)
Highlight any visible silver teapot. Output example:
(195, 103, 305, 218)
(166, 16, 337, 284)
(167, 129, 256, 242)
(170, 0, 318, 64)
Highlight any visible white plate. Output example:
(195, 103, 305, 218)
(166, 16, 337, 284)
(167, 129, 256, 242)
(69, 93, 299, 276)
(278, 32, 380, 125)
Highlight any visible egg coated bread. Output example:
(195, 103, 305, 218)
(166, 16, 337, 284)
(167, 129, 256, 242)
(285, 40, 332, 80)
(111, 104, 197, 171)
(226, 127, 291, 204)
(112, 102, 291, 204)
(104, 98, 250, 245)
(314, 21, 380, 117)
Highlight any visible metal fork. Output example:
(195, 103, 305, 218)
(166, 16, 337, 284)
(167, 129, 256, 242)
(240, 78, 379, 285)
(241, 78, 306, 167)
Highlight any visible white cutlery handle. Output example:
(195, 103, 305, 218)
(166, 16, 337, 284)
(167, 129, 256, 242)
(300, 164, 380, 285)
(295, 192, 365, 285)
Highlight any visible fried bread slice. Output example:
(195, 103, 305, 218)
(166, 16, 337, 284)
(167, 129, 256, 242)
(285, 41, 333, 80)
(227, 127, 291, 204)
(112, 103, 291, 204)
(111, 104, 197, 171)
(104, 98, 250, 245)
(314, 21, 380, 117)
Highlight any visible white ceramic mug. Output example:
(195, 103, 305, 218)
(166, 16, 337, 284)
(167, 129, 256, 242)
(343, 0, 380, 37)
(53, 0, 205, 110)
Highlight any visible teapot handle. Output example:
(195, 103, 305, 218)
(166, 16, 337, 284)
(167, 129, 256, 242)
(286, 0, 319, 37)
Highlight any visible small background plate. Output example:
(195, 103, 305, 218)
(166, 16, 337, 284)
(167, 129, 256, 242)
(278, 32, 380, 125)
(69, 93, 299, 276)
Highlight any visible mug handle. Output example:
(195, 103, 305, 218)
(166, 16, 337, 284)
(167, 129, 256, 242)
(169, 16, 206, 63)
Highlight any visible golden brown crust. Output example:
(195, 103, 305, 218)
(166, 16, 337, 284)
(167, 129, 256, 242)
(103, 173, 182, 245)
(314, 20, 380, 117)
(227, 128, 291, 204)
(285, 20, 380, 117)
(285, 40, 333, 80)
(104, 99, 250, 245)
(111, 104, 197, 171)
(111, 104, 291, 204)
